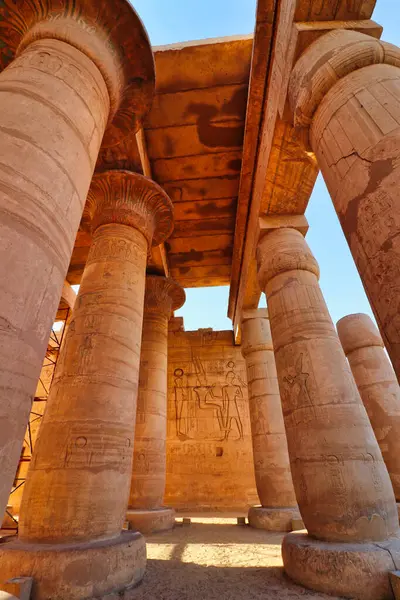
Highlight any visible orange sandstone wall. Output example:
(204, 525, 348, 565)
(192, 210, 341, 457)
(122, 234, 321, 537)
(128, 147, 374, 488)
(165, 329, 258, 511)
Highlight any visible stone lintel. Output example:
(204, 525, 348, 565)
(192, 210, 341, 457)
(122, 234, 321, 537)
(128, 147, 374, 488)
(242, 308, 269, 322)
(258, 214, 309, 244)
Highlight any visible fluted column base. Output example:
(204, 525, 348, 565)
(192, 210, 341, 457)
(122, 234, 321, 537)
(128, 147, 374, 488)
(126, 507, 175, 534)
(0, 531, 145, 600)
(283, 531, 400, 600)
(248, 506, 302, 532)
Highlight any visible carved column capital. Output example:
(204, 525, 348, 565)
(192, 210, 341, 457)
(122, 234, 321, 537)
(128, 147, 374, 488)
(86, 170, 174, 247)
(289, 29, 400, 131)
(257, 228, 319, 290)
(337, 313, 384, 355)
(144, 276, 186, 318)
(0, 0, 155, 146)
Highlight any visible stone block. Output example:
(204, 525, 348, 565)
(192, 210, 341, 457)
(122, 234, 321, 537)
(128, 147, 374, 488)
(182, 518, 191, 526)
(0, 577, 32, 600)
(291, 517, 305, 531)
(237, 517, 246, 526)
(390, 571, 400, 599)
(126, 508, 175, 534)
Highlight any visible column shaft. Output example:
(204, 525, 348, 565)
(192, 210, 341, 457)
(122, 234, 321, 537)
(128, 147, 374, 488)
(130, 310, 168, 509)
(0, 38, 110, 519)
(313, 64, 400, 380)
(127, 276, 184, 533)
(289, 30, 400, 381)
(338, 313, 400, 503)
(241, 312, 297, 508)
(19, 223, 147, 543)
(257, 227, 398, 543)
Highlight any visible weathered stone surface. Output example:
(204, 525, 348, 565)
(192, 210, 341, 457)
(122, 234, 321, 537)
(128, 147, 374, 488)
(390, 570, 400, 599)
(283, 531, 400, 600)
(0, 577, 32, 600)
(257, 227, 398, 544)
(257, 226, 400, 596)
(165, 329, 258, 511)
(126, 507, 176, 535)
(289, 28, 400, 383)
(128, 276, 185, 532)
(0, 532, 145, 600)
(0, 171, 173, 599)
(0, 0, 155, 147)
(248, 506, 300, 532)
(0, 0, 155, 523)
(241, 309, 298, 529)
(338, 313, 400, 503)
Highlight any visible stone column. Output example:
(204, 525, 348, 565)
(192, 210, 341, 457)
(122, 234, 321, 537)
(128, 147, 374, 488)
(241, 309, 299, 531)
(257, 227, 400, 600)
(0, 171, 174, 600)
(289, 29, 400, 382)
(0, 0, 155, 520)
(337, 313, 400, 512)
(127, 276, 185, 534)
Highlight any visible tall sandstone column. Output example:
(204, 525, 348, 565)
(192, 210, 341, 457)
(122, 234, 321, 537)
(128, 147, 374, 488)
(127, 276, 185, 534)
(289, 29, 400, 382)
(0, 0, 155, 520)
(337, 313, 400, 512)
(0, 171, 174, 600)
(257, 227, 400, 600)
(241, 309, 299, 531)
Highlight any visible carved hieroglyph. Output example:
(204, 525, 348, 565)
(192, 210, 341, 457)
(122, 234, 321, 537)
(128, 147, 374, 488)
(241, 310, 297, 509)
(129, 276, 185, 512)
(18, 171, 173, 544)
(0, 171, 173, 600)
(0, 0, 155, 522)
(289, 29, 400, 383)
(337, 313, 400, 502)
(166, 329, 258, 511)
(257, 227, 398, 543)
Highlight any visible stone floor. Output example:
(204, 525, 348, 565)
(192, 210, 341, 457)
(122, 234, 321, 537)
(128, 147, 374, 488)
(123, 516, 341, 600)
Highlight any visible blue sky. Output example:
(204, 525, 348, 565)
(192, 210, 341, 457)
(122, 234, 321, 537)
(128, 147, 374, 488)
(131, 0, 398, 332)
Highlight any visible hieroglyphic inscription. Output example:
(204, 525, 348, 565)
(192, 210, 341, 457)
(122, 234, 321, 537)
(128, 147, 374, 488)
(166, 329, 258, 510)
(173, 357, 246, 442)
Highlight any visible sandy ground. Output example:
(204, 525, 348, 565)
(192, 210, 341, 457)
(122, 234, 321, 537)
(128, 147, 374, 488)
(1, 517, 341, 599)
(123, 517, 340, 600)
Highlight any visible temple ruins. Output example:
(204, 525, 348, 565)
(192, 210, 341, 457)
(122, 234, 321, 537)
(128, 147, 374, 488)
(0, 0, 400, 599)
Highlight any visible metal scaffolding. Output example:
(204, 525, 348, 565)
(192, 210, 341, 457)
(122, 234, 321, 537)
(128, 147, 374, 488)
(3, 307, 70, 531)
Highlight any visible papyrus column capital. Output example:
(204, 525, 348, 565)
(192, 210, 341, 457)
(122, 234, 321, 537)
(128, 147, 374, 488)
(144, 276, 186, 319)
(288, 29, 400, 130)
(0, 0, 155, 146)
(86, 170, 174, 247)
